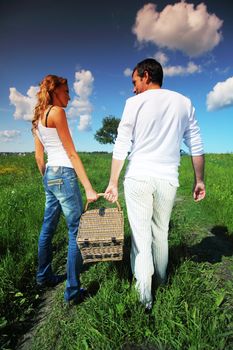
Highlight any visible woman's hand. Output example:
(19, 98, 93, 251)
(85, 188, 99, 203)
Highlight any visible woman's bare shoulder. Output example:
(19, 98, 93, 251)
(51, 105, 65, 113)
(50, 106, 66, 119)
(50, 107, 68, 129)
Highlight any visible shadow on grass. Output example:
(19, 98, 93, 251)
(86, 280, 101, 297)
(168, 225, 233, 275)
(168, 243, 188, 277)
(187, 225, 233, 263)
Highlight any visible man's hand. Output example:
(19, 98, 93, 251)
(104, 158, 124, 203)
(191, 155, 205, 202)
(193, 181, 206, 202)
(104, 184, 118, 203)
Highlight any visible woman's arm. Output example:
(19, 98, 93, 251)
(34, 135, 45, 176)
(52, 107, 98, 202)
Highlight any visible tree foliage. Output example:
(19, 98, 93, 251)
(94, 116, 120, 144)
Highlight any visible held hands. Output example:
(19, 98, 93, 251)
(193, 181, 206, 202)
(104, 183, 118, 203)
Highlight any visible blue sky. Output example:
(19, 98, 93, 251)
(0, 0, 233, 153)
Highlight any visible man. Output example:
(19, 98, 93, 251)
(104, 58, 205, 310)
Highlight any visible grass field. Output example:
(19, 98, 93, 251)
(0, 153, 233, 350)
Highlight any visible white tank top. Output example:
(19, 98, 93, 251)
(36, 119, 73, 168)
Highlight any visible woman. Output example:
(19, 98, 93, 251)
(32, 74, 98, 305)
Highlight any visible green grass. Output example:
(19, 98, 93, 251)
(0, 153, 233, 349)
(179, 154, 233, 232)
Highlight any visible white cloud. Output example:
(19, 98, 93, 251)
(0, 130, 21, 142)
(154, 51, 169, 65)
(67, 69, 94, 131)
(69, 98, 92, 115)
(132, 2, 223, 57)
(9, 86, 38, 121)
(206, 77, 233, 111)
(154, 51, 201, 76)
(73, 70, 94, 99)
(124, 68, 133, 77)
(78, 115, 92, 131)
(164, 61, 201, 76)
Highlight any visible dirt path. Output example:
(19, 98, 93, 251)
(16, 288, 57, 350)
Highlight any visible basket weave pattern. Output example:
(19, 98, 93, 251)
(77, 200, 124, 263)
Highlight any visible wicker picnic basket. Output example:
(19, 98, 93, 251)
(77, 193, 124, 263)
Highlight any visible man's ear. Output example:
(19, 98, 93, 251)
(144, 70, 150, 84)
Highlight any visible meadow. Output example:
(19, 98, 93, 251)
(0, 152, 233, 350)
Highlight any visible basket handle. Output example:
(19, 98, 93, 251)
(84, 193, 121, 212)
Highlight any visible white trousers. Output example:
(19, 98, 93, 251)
(124, 176, 177, 305)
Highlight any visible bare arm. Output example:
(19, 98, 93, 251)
(191, 155, 206, 202)
(104, 158, 125, 202)
(34, 135, 45, 176)
(53, 107, 98, 202)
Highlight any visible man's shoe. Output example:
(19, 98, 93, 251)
(37, 274, 67, 288)
(144, 301, 153, 314)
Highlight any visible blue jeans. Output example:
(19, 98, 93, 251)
(37, 166, 83, 302)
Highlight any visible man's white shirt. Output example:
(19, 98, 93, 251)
(113, 89, 204, 186)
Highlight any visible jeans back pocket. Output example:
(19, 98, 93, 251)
(47, 178, 64, 190)
(47, 178, 63, 186)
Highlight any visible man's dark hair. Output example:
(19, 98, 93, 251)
(132, 58, 163, 87)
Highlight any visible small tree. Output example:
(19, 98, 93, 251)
(94, 116, 120, 144)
